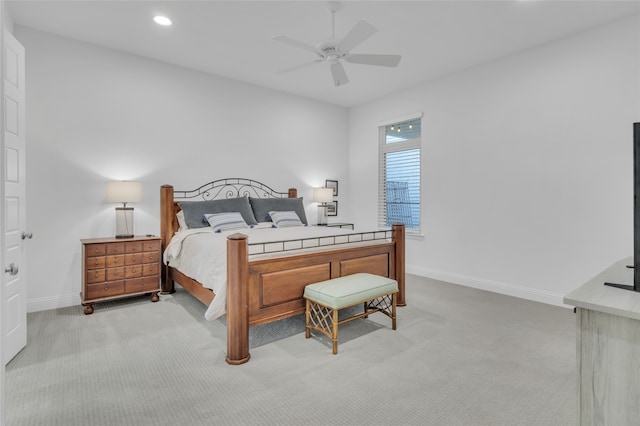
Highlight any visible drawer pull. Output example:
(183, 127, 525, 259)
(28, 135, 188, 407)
(132, 268, 137, 273)
(114, 271, 119, 276)
(95, 272, 99, 278)
(114, 258, 118, 263)
(104, 287, 108, 291)
(132, 256, 137, 261)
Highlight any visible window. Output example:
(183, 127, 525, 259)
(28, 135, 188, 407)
(378, 116, 421, 233)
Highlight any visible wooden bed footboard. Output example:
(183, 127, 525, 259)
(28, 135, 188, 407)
(225, 223, 405, 364)
(160, 182, 405, 365)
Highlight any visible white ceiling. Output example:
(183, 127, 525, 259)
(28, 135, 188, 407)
(7, 0, 640, 107)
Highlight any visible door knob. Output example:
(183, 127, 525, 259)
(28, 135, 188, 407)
(21, 231, 33, 240)
(4, 263, 18, 275)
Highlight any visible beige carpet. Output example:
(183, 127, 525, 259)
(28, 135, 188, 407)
(6, 274, 576, 425)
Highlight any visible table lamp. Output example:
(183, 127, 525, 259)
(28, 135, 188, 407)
(313, 187, 334, 225)
(106, 181, 142, 238)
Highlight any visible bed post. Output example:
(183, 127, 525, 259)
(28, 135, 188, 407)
(226, 233, 250, 365)
(392, 223, 406, 307)
(160, 185, 175, 294)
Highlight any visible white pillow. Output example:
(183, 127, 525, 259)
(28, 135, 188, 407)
(177, 210, 188, 231)
(204, 212, 250, 233)
(268, 211, 305, 228)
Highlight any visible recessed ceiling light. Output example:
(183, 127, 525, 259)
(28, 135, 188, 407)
(153, 15, 172, 27)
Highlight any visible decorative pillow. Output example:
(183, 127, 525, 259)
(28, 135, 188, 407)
(178, 197, 258, 229)
(204, 212, 250, 233)
(249, 197, 308, 225)
(268, 211, 305, 228)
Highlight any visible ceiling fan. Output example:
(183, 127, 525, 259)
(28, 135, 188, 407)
(272, 8, 402, 87)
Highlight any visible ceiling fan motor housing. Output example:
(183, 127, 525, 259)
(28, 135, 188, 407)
(317, 41, 346, 61)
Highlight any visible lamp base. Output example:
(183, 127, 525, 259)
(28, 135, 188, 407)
(317, 205, 328, 226)
(115, 207, 135, 239)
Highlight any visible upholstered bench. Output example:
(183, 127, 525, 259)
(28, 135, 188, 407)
(304, 273, 398, 354)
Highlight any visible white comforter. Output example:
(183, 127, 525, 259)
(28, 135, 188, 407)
(164, 224, 364, 320)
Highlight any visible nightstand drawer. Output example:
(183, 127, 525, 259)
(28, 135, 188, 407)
(106, 243, 126, 255)
(86, 256, 106, 269)
(86, 269, 106, 284)
(86, 244, 107, 257)
(125, 277, 159, 293)
(106, 255, 125, 267)
(141, 252, 159, 264)
(125, 241, 143, 253)
(125, 253, 141, 265)
(125, 265, 142, 278)
(142, 263, 159, 276)
(143, 241, 160, 252)
(86, 281, 125, 299)
(106, 267, 125, 281)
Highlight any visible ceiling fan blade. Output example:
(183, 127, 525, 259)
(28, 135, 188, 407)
(345, 54, 402, 67)
(330, 61, 349, 87)
(338, 20, 377, 53)
(272, 35, 321, 55)
(276, 59, 323, 74)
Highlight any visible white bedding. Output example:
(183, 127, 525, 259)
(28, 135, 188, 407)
(163, 224, 381, 320)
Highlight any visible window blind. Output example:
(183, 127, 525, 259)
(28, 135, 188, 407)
(378, 117, 421, 232)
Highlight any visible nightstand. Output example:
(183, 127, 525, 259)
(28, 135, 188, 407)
(325, 223, 354, 230)
(81, 236, 161, 314)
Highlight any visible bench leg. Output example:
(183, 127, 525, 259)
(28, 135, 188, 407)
(392, 293, 397, 330)
(305, 299, 311, 339)
(332, 308, 339, 355)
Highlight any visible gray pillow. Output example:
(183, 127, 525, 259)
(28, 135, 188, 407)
(179, 197, 258, 229)
(249, 197, 308, 225)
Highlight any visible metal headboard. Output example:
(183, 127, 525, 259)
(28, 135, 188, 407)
(173, 178, 291, 201)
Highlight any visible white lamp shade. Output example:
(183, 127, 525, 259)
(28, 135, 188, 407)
(313, 187, 333, 203)
(106, 181, 142, 204)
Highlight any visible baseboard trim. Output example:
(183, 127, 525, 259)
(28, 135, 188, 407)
(29, 269, 568, 312)
(407, 266, 569, 308)
(27, 293, 79, 313)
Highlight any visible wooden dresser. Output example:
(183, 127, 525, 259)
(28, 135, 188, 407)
(81, 236, 161, 314)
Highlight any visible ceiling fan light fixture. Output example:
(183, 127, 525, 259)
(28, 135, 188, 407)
(153, 15, 172, 27)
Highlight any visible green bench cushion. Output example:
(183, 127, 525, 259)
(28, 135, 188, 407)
(303, 273, 398, 309)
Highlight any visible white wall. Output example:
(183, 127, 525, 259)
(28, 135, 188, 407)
(2, 2, 12, 34)
(15, 13, 640, 312)
(15, 26, 349, 311)
(349, 15, 640, 305)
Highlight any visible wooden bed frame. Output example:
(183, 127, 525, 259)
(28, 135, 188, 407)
(160, 178, 405, 365)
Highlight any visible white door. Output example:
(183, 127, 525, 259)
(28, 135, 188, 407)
(2, 29, 26, 365)
(0, 9, 4, 426)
